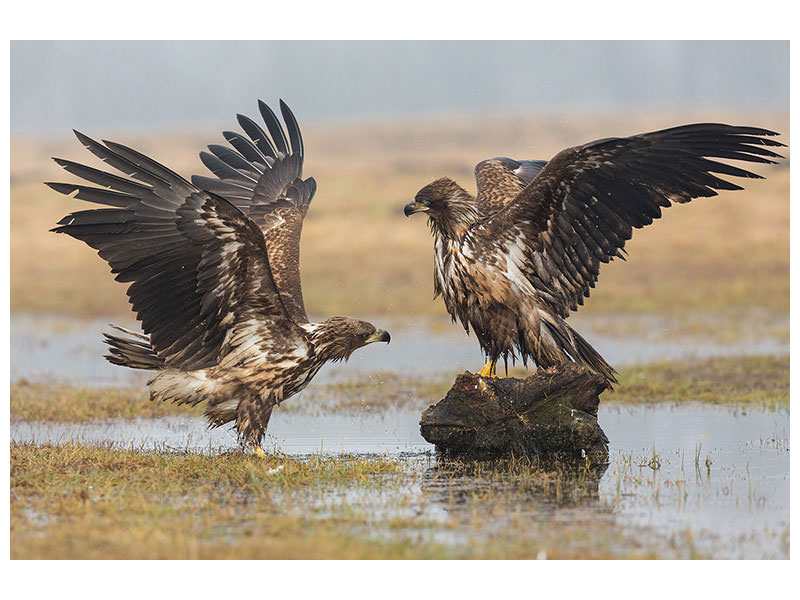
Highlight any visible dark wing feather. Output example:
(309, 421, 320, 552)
(192, 99, 315, 324)
(49, 131, 304, 371)
(473, 123, 784, 317)
(474, 157, 548, 215)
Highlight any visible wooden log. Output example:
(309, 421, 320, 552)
(419, 364, 609, 463)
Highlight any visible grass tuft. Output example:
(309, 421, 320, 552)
(604, 355, 789, 408)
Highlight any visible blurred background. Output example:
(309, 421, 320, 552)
(10, 41, 790, 134)
(10, 40, 789, 382)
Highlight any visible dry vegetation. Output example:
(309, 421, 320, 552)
(11, 110, 789, 319)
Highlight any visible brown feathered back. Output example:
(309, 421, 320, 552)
(474, 157, 547, 215)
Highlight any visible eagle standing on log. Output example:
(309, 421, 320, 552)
(49, 100, 390, 451)
(405, 123, 784, 384)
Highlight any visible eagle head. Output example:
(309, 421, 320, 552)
(313, 317, 390, 363)
(404, 178, 479, 238)
(404, 178, 464, 216)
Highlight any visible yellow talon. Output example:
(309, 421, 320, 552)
(252, 444, 266, 457)
(477, 359, 498, 378)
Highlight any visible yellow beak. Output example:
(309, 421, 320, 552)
(404, 201, 430, 217)
(365, 329, 391, 344)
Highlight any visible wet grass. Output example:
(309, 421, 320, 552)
(292, 373, 451, 415)
(10, 442, 412, 559)
(11, 110, 789, 319)
(11, 443, 679, 559)
(605, 355, 789, 408)
(10, 380, 195, 422)
(10, 354, 788, 424)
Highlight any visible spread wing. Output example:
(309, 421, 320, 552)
(191, 100, 316, 324)
(472, 123, 784, 318)
(49, 131, 305, 371)
(474, 157, 547, 215)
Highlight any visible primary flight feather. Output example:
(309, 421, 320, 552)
(50, 100, 390, 449)
(404, 123, 784, 383)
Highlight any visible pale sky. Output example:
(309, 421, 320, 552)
(11, 40, 789, 135)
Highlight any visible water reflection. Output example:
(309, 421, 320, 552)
(421, 455, 609, 511)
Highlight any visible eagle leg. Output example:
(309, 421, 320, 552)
(251, 443, 267, 457)
(477, 359, 498, 378)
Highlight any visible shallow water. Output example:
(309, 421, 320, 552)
(11, 403, 789, 559)
(10, 312, 789, 387)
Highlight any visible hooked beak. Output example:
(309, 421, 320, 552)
(404, 201, 430, 217)
(365, 329, 391, 344)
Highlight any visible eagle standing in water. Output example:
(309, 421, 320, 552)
(50, 100, 390, 451)
(405, 123, 783, 384)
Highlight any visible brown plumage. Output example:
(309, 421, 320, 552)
(49, 100, 390, 448)
(405, 123, 784, 385)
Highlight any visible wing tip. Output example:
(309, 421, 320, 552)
(72, 129, 98, 148)
(257, 98, 277, 122)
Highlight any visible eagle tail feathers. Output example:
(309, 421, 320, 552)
(569, 325, 618, 387)
(537, 311, 617, 387)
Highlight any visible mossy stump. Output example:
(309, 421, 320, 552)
(419, 364, 609, 463)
